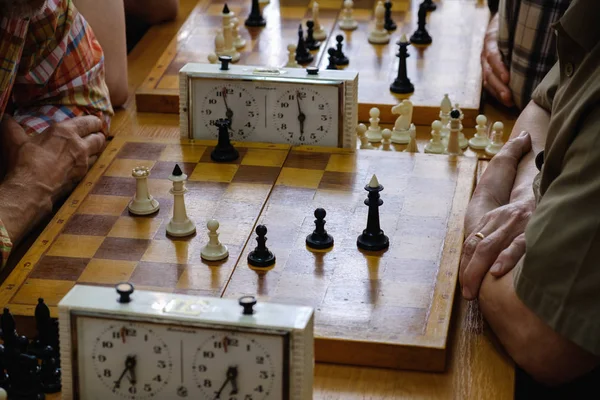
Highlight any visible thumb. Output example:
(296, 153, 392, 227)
(0, 115, 29, 148)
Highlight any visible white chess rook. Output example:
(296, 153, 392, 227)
(201, 219, 229, 261)
(167, 169, 196, 237)
(128, 166, 160, 215)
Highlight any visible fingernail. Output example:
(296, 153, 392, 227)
(462, 287, 472, 299)
(490, 262, 502, 273)
(519, 131, 528, 137)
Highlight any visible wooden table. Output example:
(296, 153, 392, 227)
(26, 0, 517, 397)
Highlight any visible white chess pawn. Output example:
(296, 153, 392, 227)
(425, 120, 445, 154)
(358, 123, 374, 149)
(366, 107, 383, 142)
(285, 44, 301, 68)
(0, 388, 6, 400)
(214, 29, 225, 56)
(440, 93, 452, 138)
(207, 53, 218, 64)
(381, 128, 392, 149)
(166, 165, 196, 237)
(232, 17, 246, 49)
(445, 111, 463, 156)
(312, 2, 327, 40)
(128, 166, 160, 215)
(457, 117, 468, 149)
(485, 121, 505, 156)
(469, 114, 491, 149)
(201, 219, 229, 261)
(404, 124, 419, 153)
(368, 0, 390, 44)
(340, 0, 358, 30)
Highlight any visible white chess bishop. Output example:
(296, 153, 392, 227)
(128, 166, 160, 215)
(201, 219, 229, 261)
(166, 164, 196, 237)
(366, 107, 383, 142)
(486, 121, 505, 156)
(439, 94, 452, 138)
(425, 120, 445, 154)
(368, 0, 390, 44)
(219, 6, 241, 62)
(391, 100, 413, 144)
(469, 114, 491, 149)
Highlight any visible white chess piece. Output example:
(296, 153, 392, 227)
(454, 103, 465, 121)
(456, 114, 468, 149)
(0, 388, 6, 400)
(404, 124, 419, 153)
(259, 0, 269, 4)
(207, 53, 218, 64)
(366, 107, 383, 142)
(357, 123, 374, 149)
(469, 114, 491, 149)
(368, 0, 390, 44)
(391, 100, 413, 144)
(425, 120, 445, 154)
(201, 219, 229, 261)
(285, 44, 301, 68)
(221, 7, 240, 62)
(485, 121, 505, 156)
(381, 128, 392, 150)
(166, 166, 196, 237)
(440, 93, 452, 138)
(128, 166, 160, 215)
(312, 2, 327, 40)
(339, 0, 358, 30)
(445, 113, 463, 156)
(214, 29, 225, 56)
(232, 17, 246, 49)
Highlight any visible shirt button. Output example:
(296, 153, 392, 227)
(565, 62, 574, 77)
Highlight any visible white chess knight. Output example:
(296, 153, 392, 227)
(368, 0, 390, 44)
(486, 121, 505, 156)
(285, 44, 301, 68)
(220, 7, 240, 62)
(339, 0, 358, 30)
(312, 2, 327, 40)
(439, 93, 452, 138)
(404, 124, 419, 153)
(201, 219, 229, 261)
(128, 166, 160, 215)
(357, 123, 374, 149)
(391, 99, 413, 144)
(469, 114, 491, 149)
(366, 107, 383, 142)
(425, 120, 445, 154)
(231, 17, 246, 49)
(166, 165, 196, 237)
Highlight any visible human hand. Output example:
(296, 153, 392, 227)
(481, 14, 513, 107)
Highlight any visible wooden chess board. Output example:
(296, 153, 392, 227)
(0, 137, 476, 372)
(135, 0, 490, 126)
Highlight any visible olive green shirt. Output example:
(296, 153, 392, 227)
(513, 0, 600, 356)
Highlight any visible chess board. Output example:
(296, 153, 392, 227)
(0, 137, 476, 372)
(135, 0, 490, 126)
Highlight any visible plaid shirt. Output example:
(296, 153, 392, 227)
(0, 0, 113, 267)
(497, 0, 570, 109)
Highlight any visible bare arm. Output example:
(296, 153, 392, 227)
(124, 0, 179, 25)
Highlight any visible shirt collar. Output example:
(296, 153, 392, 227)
(554, 0, 600, 53)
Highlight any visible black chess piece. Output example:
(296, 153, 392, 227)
(422, 0, 437, 12)
(384, 0, 397, 30)
(306, 208, 334, 249)
(211, 118, 239, 162)
(247, 225, 276, 268)
(305, 20, 321, 50)
(334, 34, 349, 65)
(357, 176, 389, 251)
(7, 352, 44, 400)
(1, 308, 18, 351)
(326, 48, 338, 70)
(29, 299, 51, 357)
(40, 346, 61, 393)
(295, 24, 313, 64)
(0, 345, 10, 390)
(245, 0, 266, 27)
(410, 2, 432, 45)
(390, 37, 414, 94)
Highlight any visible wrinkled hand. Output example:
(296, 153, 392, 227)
(481, 14, 513, 107)
(1, 115, 106, 203)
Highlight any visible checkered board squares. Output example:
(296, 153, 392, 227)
(222, 149, 477, 371)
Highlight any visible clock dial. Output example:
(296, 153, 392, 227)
(200, 83, 259, 140)
(273, 87, 334, 145)
(91, 323, 172, 398)
(192, 332, 277, 399)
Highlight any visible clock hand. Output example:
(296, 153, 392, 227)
(127, 355, 137, 385)
(296, 91, 306, 135)
(113, 355, 135, 389)
(221, 87, 233, 127)
(212, 375, 230, 400)
(227, 366, 238, 395)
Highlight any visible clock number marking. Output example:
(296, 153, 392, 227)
(202, 84, 258, 140)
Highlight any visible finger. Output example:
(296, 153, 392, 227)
(82, 132, 106, 157)
(0, 115, 29, 148)
(486, 51, 510, 84)
(483, 63, 513, 106)
(60, 116, 104, 138)
(490, 233, 526, 277)
(491, 130, 532, 164)
(460, 223, 493, 287)
(88, 155, 99, 168)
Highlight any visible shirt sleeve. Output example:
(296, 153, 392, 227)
(10, 0, 113, 135)
(0, 219, 11, 269)
(513, 108, 600, 356)
(530, 62, 560, 112)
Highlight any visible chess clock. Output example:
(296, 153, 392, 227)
(58, 284, 314, 400)
(179, 60, 359, 148)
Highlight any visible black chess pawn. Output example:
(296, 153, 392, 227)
(245, 0, 266, 27)
(422, 0, 437, 12)
(30, 298, 51, 357)
(1, 308, 18, 351)
(247, 225, 276, 268)
(334, 34, 349, 65)
(295, 24, 313, 64)
(40, 346, 61, 393)
(357, 175, 389, 251)
(305, 20, 321, 51)
(306, 208, 334, 249)
(0, 345, 9, 390)
(211, 118, 239, 162)
(384, 0, 397, 30)
(410, 2, 432, 45)
(390, 36, 414, 94)
(7, 352, 44, 400)
(326, 48, 338, 70)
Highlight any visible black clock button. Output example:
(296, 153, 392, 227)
(219, 55, 232, 71)
(116, 282, 134, 303)
(306, 67, 319, 75)
(239, 296, 257, 315)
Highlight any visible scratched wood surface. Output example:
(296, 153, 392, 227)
(135, 0, 490, 126)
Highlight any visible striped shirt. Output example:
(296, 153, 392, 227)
(497, 0, 570, 109)
(0, 0, 113, 268)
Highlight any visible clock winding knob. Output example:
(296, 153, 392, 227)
(238, 295, 257, 315)
(306, 66, 319, 75)
(219, 55, 232, 71)
(116, 282, 134, 303)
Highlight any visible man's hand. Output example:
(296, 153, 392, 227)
(482, 13, 514, 107)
